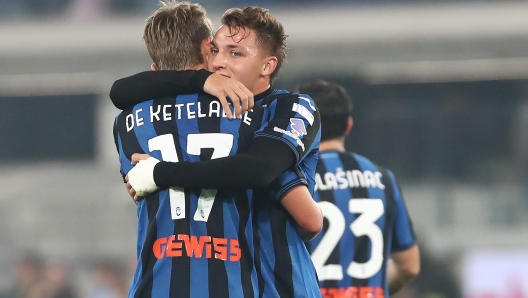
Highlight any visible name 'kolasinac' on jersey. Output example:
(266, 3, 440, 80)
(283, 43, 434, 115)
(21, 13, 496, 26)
(315, 168, 385, 191)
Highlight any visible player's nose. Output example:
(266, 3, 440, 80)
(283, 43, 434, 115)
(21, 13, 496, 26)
(212, 52, 226, 71)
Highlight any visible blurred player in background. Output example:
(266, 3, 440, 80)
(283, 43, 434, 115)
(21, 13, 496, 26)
(297, 80, 420, 298)
(114, 2, 322, 297)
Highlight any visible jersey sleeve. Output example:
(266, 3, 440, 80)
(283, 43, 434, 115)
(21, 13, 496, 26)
(153, 137, 296, 189)
(109, 69, 212, 110)
(255, 94, 321, 164)
(388, 170, 417, 252)
(265, 166, 308, 202)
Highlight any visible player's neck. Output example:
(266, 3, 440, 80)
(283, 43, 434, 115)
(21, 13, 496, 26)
(251, 77, 271, 95)
(319, 138, 346, 152)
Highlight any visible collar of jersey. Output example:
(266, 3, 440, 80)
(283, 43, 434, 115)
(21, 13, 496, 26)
(254, 87, 275, 102)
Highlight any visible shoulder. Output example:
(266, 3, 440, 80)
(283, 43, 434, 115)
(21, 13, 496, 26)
(260, 89, 315, 106)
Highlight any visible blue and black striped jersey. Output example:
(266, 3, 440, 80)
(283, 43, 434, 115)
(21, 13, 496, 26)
(252, 90, 322, 298)
(307, 150, 416, 298)
(113, 93, 264, 298)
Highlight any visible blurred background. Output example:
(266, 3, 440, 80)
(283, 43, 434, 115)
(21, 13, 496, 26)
(1, 0, 528, 297)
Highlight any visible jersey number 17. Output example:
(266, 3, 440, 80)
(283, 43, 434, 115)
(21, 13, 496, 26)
(148, 133, 234, 222)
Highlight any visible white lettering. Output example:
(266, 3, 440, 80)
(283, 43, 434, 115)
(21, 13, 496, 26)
(135, 108, 144, 127)
(243, 111, 252, 125)
(124, 101, 247, 131)
(209, 101, 221, 117)
(272, 127, 305, 151)
(336, 168, 349, 189)
(150, 105, 161, 122)
(175, 104, 184, 119)
(198, 102, 206, 118)
(346, 170, 356, 188)
(187, 102, 196, 119)
(163, 105, 172, 121)
(375, 172, 385, 189)
(352, 170, 366, 188)
(364, 171, 376, 188)
(315, 173, 326, 191)
(317, 169, 385, 190)
(324, 172, 338, 190)
(126, 114, 134, 132)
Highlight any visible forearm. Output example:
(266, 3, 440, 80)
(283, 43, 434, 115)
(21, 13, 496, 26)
(388, 245, 420, 295)
(109, 69, 212, 109)
(153, 138, 296, 189)
(283, 186, 323, 241)
(388, 259, 407, 295)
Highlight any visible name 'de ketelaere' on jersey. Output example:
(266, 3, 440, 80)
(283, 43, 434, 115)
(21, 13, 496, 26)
(124, 99, 254, 132)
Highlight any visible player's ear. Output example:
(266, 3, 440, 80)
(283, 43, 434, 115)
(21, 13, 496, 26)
(261, 56, 278, 77)
(201, 36, 212, 56)
(344, 116, 353, 136)
(201, 36, 212, 64)
(151, 63, 159, 71)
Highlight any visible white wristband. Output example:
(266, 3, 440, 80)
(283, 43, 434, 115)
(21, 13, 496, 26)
(127, 157, 160, 197)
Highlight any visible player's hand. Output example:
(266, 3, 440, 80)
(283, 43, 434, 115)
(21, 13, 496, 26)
(203, 73, 254, 119)
(124, 181, 141, 203)
(131, 153, 152, 165)
(125, 156, 160, 197)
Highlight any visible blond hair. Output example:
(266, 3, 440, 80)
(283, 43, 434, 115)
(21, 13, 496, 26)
(143, 1, 213, 70)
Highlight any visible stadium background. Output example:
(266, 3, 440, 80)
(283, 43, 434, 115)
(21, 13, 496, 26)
(1, 0, 528, 297)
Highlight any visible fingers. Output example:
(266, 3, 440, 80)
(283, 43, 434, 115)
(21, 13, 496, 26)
(126, 181, 135, 196)
(126, 181, 144, 203)
(131, 154, 140, 165)
(203, 73, 253, 119)
(237, 81, 254, 111)
(225, 88, 242, 119)
(131, 153, 151, 165)
(225, 83, 253, 119)
(217, 93, 233, 119)
(125, 181, 137, 204)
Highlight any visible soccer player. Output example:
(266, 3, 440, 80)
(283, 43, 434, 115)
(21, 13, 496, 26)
(114, 3, 322, 298)
(297, 80, 420, 298)
(114, 3, 264, 297)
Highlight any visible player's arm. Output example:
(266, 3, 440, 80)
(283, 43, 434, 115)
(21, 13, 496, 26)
(280, 185, 323, 240)
(388, 245, 420, 295)
(127, 94, 319, 192)
(109, 70, 253, 118)
(126, 138, 296, 197)
(386, 169, 420, 294)
(128, 139, 292, 195)
(149, 137, 296, 189)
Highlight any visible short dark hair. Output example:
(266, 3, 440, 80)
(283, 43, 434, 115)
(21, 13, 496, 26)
(296, 80, 352, 142)
(221, 6, 287, 83)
